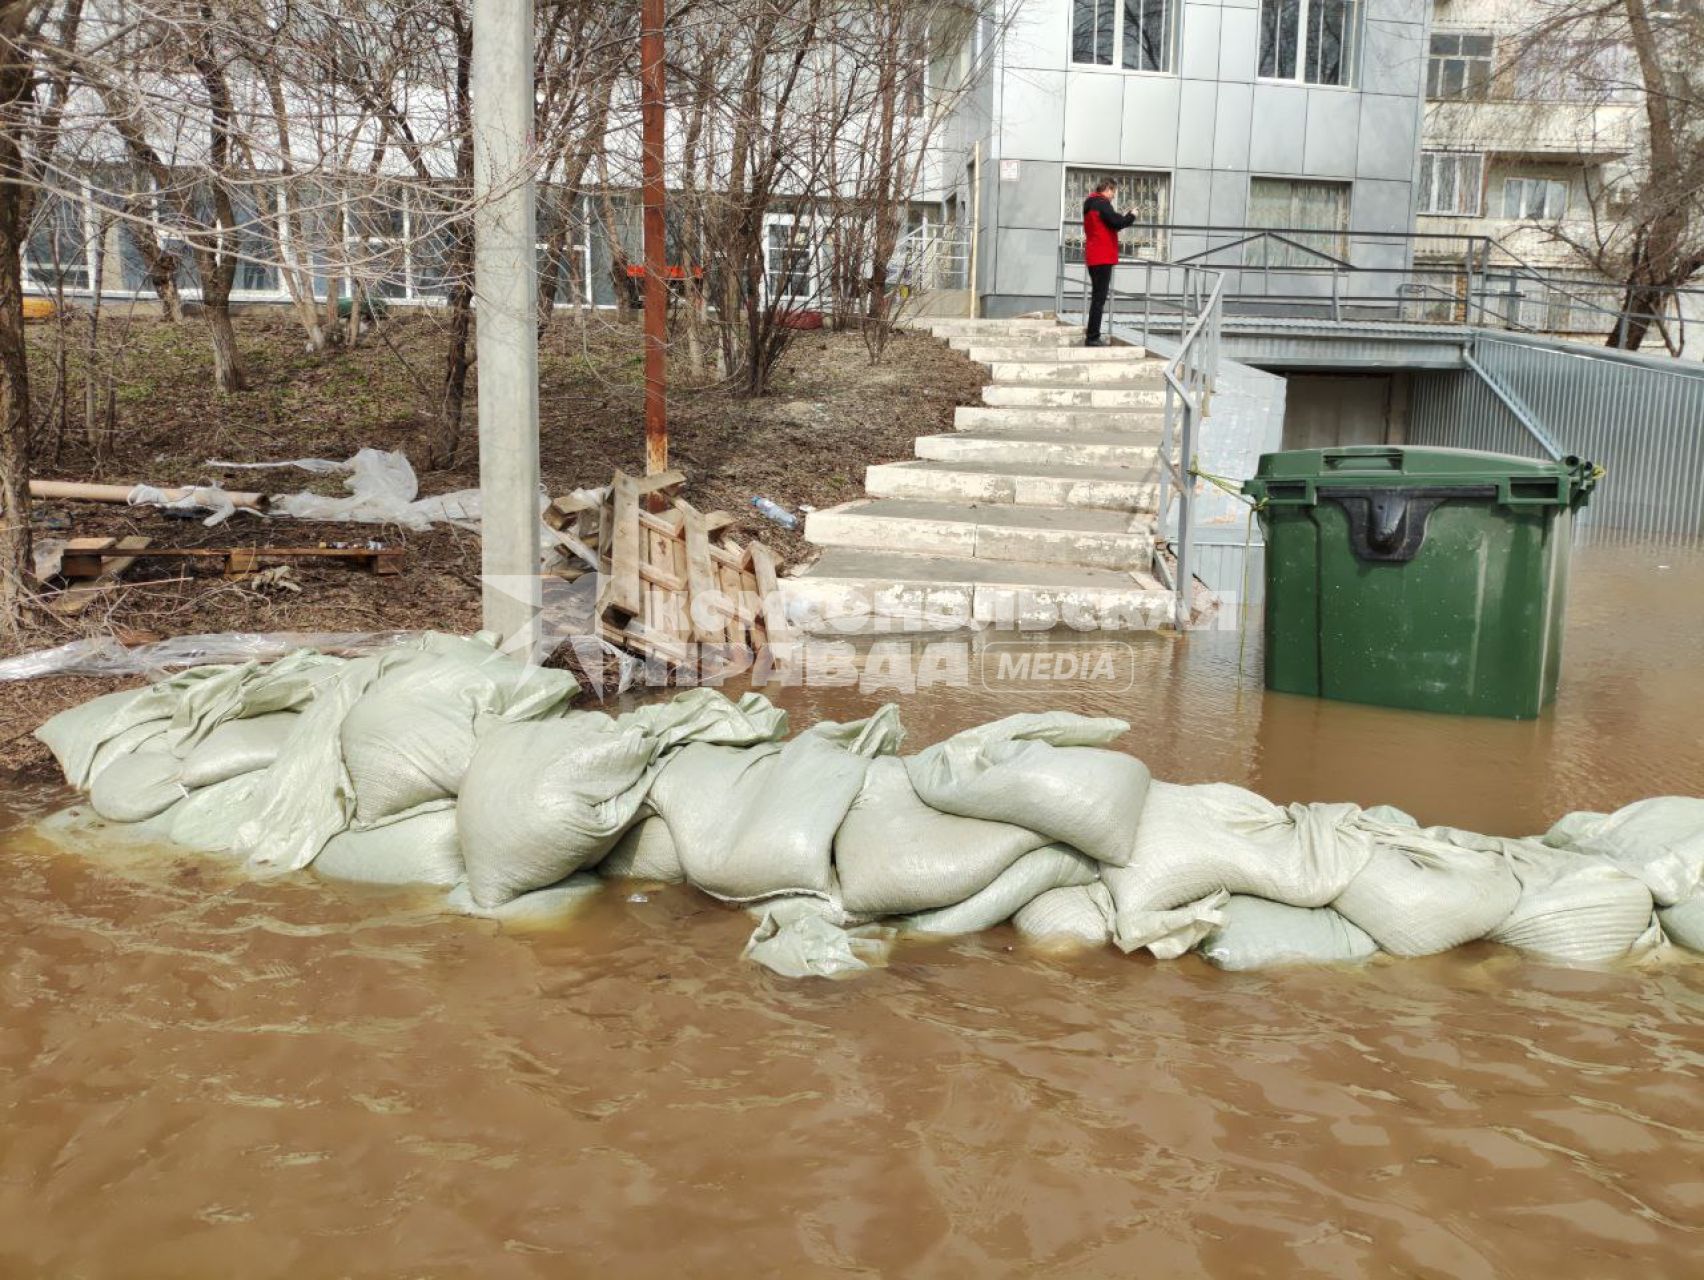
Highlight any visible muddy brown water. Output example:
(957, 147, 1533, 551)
(1, 543, 1701, 1277)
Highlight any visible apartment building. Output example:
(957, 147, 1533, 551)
(943, 0, 1434, 316)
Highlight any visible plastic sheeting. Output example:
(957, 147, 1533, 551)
(29, 630, 1704, 978)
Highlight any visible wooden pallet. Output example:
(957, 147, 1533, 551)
(552, 469, 791, 677)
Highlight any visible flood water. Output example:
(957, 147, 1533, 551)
(1, 542, 1701, 1276)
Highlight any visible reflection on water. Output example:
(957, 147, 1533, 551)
(0, 543, 1700, 1275)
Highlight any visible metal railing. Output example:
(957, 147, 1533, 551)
(889, 223, 970, 294)
(1100, 223, 1704, 346)
(1054, 246, 1224, 630)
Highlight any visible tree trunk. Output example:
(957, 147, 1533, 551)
(0, 11, 35, 630)
(205, 297, 246, 392)
(435, 240, 474, 469)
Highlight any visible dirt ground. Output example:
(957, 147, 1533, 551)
(1, 307, 985, 775)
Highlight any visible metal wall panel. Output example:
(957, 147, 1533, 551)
(1410, 334, 1704, 541)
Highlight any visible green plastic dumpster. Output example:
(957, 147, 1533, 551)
(1241, 445, 1598, 720)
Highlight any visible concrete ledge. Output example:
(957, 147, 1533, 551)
(865, 459, 1159, 511)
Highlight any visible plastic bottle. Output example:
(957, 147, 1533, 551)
(751, 496, 799, 530)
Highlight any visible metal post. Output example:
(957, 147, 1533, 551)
(471, 0, 541, 653)
(641, 0, 668, 475)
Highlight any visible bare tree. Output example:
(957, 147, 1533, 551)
(1493, 0, 1703, 350)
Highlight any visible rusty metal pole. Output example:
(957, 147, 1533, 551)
(641, 0, 668, 475)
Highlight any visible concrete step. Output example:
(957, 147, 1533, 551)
(804, 498, 1156, 569)
(927, 318, 1062, 333)
(957, 343, 1152, 362)
(982, 383, 1167, 409)
(946, 329, 1100, 350)
(954, 404, 1165, 433)
(783, 547, 1174, 631)
(865, 458, 1159, 511)
(987, 360, 1165, 385)
(915, 430, 1158, 469)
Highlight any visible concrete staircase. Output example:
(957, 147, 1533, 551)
(785, 317, 1176, 632)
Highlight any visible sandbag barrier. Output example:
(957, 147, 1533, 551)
(31, 633, 1704, 977)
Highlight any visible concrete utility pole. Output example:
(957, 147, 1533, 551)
(471, 0, 542, 652)
(641, 0, 668, 474)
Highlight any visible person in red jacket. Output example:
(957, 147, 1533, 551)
(1081, 179, 1137, 346)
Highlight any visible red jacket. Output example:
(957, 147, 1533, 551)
(1082, 194, 1135, 267)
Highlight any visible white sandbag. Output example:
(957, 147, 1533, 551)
(834, 757, 1050, 915)
(233, 646, 424, 872)
(445, 873, 604, 923)
(158, 649, 338, 754)
(148, 773, 258, 853)
(1544, 797, 1704, 908)
(89, 748, 185, 823)
(314, 809, 464, 887)
(340, 634, 578, 825)
(1363, 804, 1418, 827)
(904, 712, 1147, 866)
(457, 714, 655, 908)
(597, 812, 684, 882)
(1333, 826, 1521, 956)
(743, 900, 896, 979)
(616, 688, 789, 754)
(1486, 840, 1655, 964)
(1198, 895, 1379, 971)
(801, 702, 907, 756)
(651, 717, 883, 903)
(1111, 890, 1230, 959)
(178, 712, 300, 788)
(84, 719, 173, 786)
(1658, 896, 1704, 951)
(1102, 782, 1372, 951)
(904, 844, 1098, 936)
(1013, 883, 1115, 948)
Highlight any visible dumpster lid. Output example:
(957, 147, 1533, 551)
(1244, 445, 1597, 507)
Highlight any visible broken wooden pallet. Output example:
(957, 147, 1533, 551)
(553, 469, 791, 676)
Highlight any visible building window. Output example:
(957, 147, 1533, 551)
(1427, 33, 1494, 101)
(1258, 0, 1361, 87)
(24, 192, 93, 291)
(1071, 0, 1177, 73)
(1247, 177, 1350, 267)
(1418, 152, 1484, 216)
(1062, 166, 1169, 262)
(763, 214, 815, 302)
(1502, 177, 1568, 221)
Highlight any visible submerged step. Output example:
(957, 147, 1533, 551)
(915, 430, 1160, 469)
(982, 383, 1168, 409)
(783, 547, 1174, 631)
(804, 498, 1156, 569)
(865, 459, 1160, 511)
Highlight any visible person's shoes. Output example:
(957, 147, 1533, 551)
(1084, 336, 1106, 347)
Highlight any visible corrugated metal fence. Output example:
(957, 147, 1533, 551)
(1410, 333, 1704, 542)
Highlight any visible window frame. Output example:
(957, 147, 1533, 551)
(1245, 175, 1353, 268)
(1417, 151, 1485, 217)
(1501, 176, 1569, 222)
(1256, 0, 1364, 89)
(1426, 31, 1495, 102)
(1069, 0, 1181, 76)
(1061, 165, 1171, 263)
(762, 211, 818, 305)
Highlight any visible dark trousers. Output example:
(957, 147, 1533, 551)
(1086, 263, 1113, 340)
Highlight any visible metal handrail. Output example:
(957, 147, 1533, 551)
(1055, 245, 1222, 631)
(1106, 223, 1701, 341)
